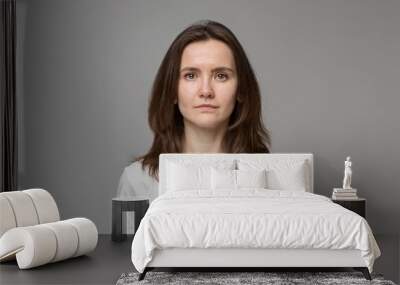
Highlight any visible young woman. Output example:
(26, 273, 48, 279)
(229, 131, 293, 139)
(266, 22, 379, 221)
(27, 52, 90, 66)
(117, 20, 271, 201)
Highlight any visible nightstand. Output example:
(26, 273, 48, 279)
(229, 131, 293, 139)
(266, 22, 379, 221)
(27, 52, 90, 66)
(112, 196, 149, 242)
(332, 198, 366, 218)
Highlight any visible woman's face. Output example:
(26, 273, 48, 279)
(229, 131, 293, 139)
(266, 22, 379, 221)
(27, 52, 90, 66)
(177, 39, 238, 130)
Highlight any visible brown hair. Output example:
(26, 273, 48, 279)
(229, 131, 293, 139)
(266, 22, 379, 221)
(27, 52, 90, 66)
(134, 20, 271, 181)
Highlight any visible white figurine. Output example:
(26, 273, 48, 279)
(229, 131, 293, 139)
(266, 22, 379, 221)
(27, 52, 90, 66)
(342, 156, 352, 189)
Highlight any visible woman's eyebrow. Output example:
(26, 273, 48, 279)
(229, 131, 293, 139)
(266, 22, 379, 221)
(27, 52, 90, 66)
(180, 66, 235, 73)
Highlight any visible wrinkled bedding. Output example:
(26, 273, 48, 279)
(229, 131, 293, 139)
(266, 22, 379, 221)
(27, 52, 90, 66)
(131, 189, 381, 273)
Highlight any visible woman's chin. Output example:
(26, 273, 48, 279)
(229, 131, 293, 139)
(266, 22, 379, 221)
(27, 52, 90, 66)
(183, 116, 229, 130)
(191, 120, 226, 130)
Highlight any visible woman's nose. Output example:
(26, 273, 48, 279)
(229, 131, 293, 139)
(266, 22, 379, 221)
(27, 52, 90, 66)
(199, 77, 214, 98)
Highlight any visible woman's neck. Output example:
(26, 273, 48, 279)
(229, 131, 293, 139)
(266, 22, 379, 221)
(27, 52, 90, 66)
(182, 121, 228, 153)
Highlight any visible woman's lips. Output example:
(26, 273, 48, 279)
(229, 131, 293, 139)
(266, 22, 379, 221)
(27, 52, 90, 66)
(197, 106, 217, 109)
(195, 106, 218, 111)
(195, 104, 218, 108)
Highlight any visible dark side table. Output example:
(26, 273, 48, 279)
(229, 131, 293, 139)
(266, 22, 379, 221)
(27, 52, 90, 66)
(332, 198, 366, 218)
(112, 196, 149, 242)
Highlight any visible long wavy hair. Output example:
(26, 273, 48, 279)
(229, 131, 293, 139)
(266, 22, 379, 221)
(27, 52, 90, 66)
(134, 20, 271, 181)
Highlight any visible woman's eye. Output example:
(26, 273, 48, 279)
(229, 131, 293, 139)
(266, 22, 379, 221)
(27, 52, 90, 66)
(184, 73, 196, 80)
(216, 73, 228, 80)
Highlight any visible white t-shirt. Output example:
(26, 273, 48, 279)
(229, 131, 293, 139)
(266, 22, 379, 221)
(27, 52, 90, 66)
(116, 160, 159, 202)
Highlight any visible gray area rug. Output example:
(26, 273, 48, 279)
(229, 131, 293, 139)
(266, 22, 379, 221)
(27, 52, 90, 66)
(116, 271, 397, 285)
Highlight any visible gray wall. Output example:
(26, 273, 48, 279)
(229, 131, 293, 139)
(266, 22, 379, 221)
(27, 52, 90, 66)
(17, 0, 400, 234)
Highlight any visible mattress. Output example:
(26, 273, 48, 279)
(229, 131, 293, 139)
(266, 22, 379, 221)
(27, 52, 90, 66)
(131, 189, 381, 273)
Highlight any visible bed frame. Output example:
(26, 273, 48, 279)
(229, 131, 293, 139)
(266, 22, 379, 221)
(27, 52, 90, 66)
(138, 153, 372, 281)
(141, 248, 371, 280)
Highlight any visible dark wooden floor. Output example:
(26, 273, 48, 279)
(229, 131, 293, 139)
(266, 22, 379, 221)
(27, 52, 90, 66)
(0, 234, 398, 284)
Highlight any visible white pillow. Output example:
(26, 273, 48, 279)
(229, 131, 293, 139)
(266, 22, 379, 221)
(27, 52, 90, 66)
(238, 159, 308, 191)
(166, 160, 235, 192)
(236, 169, 267, 188)
(211, 168, 236, 190)
(266, 164, 307, 191)
(211, 168, 268, 190)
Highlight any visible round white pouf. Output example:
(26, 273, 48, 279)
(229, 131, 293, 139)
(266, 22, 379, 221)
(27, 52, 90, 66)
(0, 218, 98, 269)
(0, 225, 57, 269)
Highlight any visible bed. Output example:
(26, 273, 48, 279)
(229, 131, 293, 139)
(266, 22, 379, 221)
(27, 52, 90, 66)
(131, 153, 381, 281)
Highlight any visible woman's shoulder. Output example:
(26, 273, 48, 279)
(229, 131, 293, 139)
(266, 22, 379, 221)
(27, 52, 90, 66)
(124, 160, 145, 173)
(123, 160, 157, 183)
(117, 160, 158, 199)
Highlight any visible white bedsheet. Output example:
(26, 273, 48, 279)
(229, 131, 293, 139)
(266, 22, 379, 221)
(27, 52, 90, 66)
(131, 189, 381, 273)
